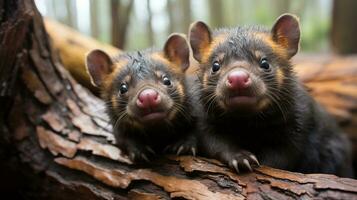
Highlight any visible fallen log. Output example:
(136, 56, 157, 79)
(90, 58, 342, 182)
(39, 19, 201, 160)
(1, 1, 357, 199)
(44, 18, 121, 94)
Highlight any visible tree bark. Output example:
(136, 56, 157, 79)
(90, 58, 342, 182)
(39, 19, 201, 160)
(331, 0, 357, 54)
(1, 1, 357, 199)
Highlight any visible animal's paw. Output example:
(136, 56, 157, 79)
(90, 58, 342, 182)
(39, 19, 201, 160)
(165, 138, 197, 156)
(122, 141, 156, 163)
(224, 150, 260, 173)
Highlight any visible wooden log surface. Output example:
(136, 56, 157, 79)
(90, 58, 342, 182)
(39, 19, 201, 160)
(44, 18, 120, 94)
(0, 1, 357, 199)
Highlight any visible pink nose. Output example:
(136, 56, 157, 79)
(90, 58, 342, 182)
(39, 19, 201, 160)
(136, 88, 161, 108)
(226, 70, 250, 90)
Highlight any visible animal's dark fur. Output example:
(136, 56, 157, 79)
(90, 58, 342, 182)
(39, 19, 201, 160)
(103, 50, 198, 162)
(190, 16, 353, 177)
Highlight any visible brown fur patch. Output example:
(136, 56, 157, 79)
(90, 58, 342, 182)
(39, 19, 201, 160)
(102, 59, 128, 90)
(201, 33, 229, 64)
(111, 95, 118, 110)
(151, 52, 182, 75)
(176, 82, 185, 103)
(168, 109, 178, 121)
(276, 67, 285, 86)
(254, 50, 264, 60)
(202, 71, 209, 88)
(257, 98, 270, 110)
(254, 32, 288, 59)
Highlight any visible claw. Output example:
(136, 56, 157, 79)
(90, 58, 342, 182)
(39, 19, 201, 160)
(191, 147, 196, 156)
(243, 159, 253, 171)
(141, 153, 150, 162)
(250, 155, 260, 166)
(176, 145, 184, 155)
(146, 146, 155, 155)
(232, 159, 239, 173)
(129, 153, 135, 161)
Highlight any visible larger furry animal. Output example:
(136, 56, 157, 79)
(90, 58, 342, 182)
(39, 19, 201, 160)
(85, 34, 197, 163)
(189, 14, 353, 177)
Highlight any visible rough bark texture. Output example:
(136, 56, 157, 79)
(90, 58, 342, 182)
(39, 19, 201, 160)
(1, 1, 357, 199)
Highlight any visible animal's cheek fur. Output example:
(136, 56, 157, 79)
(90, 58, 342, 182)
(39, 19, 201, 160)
(201, 67, 212, 89)
(126, 101, 138, 119)
(111, 95, 118, 110)
(175, 82, 185, 103)
(276, 67, 285, 87)
(162, 94, 179, 121)
(257, 97, 271, 110)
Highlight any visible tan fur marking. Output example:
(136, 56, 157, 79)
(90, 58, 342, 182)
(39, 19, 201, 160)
(123, 75, 131, 84)
(102, 59, 128, 90)
(254, 32, 288, 59)
(176, 82, 185, 103)
(254, 50, 264, 59)
(155, 71, 162, 79)
(111, 95, 118, 110)
(257, 98, 270, 110)
(276, 68, 284, 86)
(201, 33, 229, 64)
(151, 52, 182, 74)
(203, 72, 208, 88)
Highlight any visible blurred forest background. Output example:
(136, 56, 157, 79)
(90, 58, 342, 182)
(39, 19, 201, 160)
(34, 0, 356, 54)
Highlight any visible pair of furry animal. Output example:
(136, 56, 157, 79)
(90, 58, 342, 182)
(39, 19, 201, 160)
(85, 14, 353, 177)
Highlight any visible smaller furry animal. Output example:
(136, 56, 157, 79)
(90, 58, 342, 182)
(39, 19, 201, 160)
(85, 34, 198, 163)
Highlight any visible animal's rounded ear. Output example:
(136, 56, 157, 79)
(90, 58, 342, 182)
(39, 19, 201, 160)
(85, 49, 113, 87)
(189, 21, 212, 63)
(271, 13, 300, 58)
(163, 33, 190, 72)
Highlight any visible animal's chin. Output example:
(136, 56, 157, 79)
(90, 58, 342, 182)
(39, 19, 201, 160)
(225, 96, 258, 108)
(222, 96, 257, 111)
(139, 111, 167, 123)
(220, 90, 267, 112)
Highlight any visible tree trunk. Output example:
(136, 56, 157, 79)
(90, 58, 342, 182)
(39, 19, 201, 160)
(1, 1, 357, 199)
(64, 0, 76, 29)
(274, 0, 290, 15)
(166, 0, 175, 34)
(111, 0, 134, 49)
(331, 0, 357, 54)
(90, 0, 99, 38)
(111, 0, 121, 48)
(209, 0, 224, 28)
(180, 0, 191, 32)
(146, 0, 154, 46)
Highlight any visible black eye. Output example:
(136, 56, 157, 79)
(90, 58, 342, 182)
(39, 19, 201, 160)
(163, 76, 171, 86)
(119, 83, 128, 94)
(212, 61, 221, 72)
(259, 58, 270, 70)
